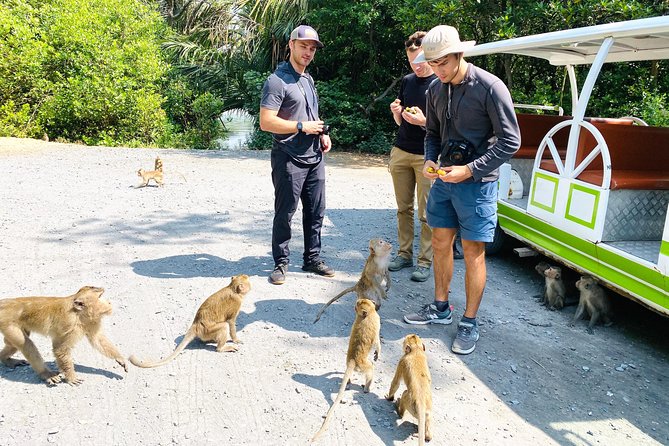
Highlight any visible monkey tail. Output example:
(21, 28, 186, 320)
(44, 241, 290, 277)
(128, 328, 197, 368)
(311, 361, 355, 443)
(418, 403, 426, 446)
(313, 286, 356, 324)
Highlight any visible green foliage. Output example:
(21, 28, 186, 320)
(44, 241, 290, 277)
(0, 0, 170, 146)
(0, 101, 41, 138)
(4, 0, 667, 152)
(159, 72, 227, 149)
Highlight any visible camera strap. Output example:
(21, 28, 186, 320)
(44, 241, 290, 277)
(275, 74, 318, 145)
(295, 74, 317, 121)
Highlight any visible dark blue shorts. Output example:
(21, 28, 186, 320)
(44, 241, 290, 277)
(426, 180, 498, 242)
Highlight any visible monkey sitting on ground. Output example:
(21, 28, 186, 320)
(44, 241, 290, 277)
(313, 238, 392, 323)
(386, 334, 433, 446)
(539, 266, 567, 310)
(571, 276, 613, 334)
(0, 286, 128, 385)
(311, 299, 381, 443)
(533, 261, 551, 302)
(136, 168, 164, 188)
(129, 275, 251, 368)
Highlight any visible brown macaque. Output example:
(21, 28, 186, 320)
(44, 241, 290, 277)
(129, 275, 251, 368)
(542, 266, 566, 310)
(311, 299, 381, 443)
(386, 334, 433, 446)
(154, 156, 163, 172)
(572, 276, 613, 334)
(313, 239, 392, 323)
(136, 168, 164, 188)
(0, 286, 127, 385)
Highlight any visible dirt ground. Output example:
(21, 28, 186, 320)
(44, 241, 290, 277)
(0, 137, 667, 446)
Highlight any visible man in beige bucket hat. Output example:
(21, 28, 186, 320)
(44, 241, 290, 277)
(403, 25, 520, 355)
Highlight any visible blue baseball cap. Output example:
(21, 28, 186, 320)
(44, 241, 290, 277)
(290, 25, 324, 48)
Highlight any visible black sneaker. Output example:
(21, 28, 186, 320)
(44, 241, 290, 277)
(302, 260, 335, 277)
(269, 264, 287, 285)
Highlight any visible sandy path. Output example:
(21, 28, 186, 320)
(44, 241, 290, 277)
(0, 137, 667, 446)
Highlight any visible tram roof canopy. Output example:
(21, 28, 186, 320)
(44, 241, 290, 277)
(465, 16, 669, 66)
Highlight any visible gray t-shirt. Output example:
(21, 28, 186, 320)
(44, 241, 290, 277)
(261, 61, 322, 165)
(424, 63, 520, 182)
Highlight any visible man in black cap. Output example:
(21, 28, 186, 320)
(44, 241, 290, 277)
(259, 25, 334, 285)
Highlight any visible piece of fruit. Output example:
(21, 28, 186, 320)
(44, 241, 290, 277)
(437, 169, 447, 175)
(427, 166, 435, 173)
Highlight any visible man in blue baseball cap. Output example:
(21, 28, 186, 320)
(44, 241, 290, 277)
(259, 25, 333, 285)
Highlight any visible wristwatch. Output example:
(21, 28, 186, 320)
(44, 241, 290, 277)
(296, 121, 303, 133)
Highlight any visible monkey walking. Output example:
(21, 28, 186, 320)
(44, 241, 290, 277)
(0, 286, 128, 385)
(313, 238, 392, 323)
(136, 168, 164, 188)
(311, 299, 381, 443)
(129, 275, 251, 368)
(135, 157, 186, 188)
(386, 334, 433, 446)
(571, 276, 613, 334)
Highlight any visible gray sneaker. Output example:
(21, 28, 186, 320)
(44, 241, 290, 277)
(388, 255, 413, 272)
(410, 266, 430, 282)
(451, 321, 480, 354)
(403, 303, 453, 325)
(269, 264, 287, 285)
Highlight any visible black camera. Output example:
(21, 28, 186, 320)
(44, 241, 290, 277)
(443, 140, 475, 166)
(320, 124, 330, 136)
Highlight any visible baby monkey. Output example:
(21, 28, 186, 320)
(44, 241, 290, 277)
(386, 334, 433, 446)
(571, 276, 613, 334)
(311, 299, 381, 443)
(313, 238, 392, 323)
(129, 275, 251, 368)
(136, 168, 164, 188)
(540, 265, 566, 310)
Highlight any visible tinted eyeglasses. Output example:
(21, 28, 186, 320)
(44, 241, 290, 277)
(405, 38, 422, 48)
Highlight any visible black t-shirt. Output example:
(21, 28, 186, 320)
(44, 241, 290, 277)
(394, 73, 437, 155)
(261, 62, 321, 165)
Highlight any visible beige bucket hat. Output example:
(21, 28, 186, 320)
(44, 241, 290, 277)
(413, 25, 476, 63)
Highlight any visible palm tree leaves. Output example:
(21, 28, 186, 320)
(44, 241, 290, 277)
(159, 0, 309, 98)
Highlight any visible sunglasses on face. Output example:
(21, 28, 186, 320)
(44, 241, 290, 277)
(405, 38, 422, 48)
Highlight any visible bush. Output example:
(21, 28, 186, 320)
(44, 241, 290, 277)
(0, 101, 42, 138)
(0, 0, 169, 146)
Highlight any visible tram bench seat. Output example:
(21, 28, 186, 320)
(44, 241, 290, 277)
(514, 114, 635, 160)
(538, 122, 669, 190)
(515, 114, 570, 159)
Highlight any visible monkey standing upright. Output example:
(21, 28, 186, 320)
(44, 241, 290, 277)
(572, 276, 613, 334)
(313, 238, 392, 323)
(386, 334, 433, 446)
(129, 275, 251, 368)
(0, 286, 127, 385)
(311, 299, 381, 443)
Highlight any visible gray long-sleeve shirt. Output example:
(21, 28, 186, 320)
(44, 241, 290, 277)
(424, 63, 521, 182)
